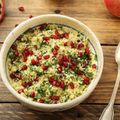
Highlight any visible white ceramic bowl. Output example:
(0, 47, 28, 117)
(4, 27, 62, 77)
(0, 14, 103, 112)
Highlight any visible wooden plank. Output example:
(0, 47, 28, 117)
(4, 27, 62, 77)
(0, 103, 120, 120)
(0, 45, 120, 104)
(0, 0, 120, 44)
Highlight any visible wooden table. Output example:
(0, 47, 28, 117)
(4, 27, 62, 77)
(0, 0, 120, 120)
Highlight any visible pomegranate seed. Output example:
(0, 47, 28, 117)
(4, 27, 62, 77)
(63, 55, 68, 61)
(85, 48, 90, 55)
(37, 55, 42, 60)
(63, 33, 69, 39)
(30, 91, 35, 97)
(55, 30, 60, 36)
(77, 70, 84, 75)
(27, 81, 32, 86)
(22, 82, 27, 88)
(59, 55, 63, 61)
(18, 89, 24, 94)
(69, 82, 74, 89)
(22, 49, 29, 57)
(51, 35, 60, 39)
(22, 65, 27, 70)
(39, 23, 48, 31)
(64, 42, 68, 46)
(22, 57, 27, 62)
(34, 75, 39, 81)
(60, 81, 65, 88)
(15, 51, 19, 56)
(57, 67, 62, 73)
(43, 36, 50, 42)
(10, 73, 16, 79)
(49, 96, 60, 101)
(92, 64, 96, 69)
(63, 62, 68, 67)
(17, 74, 22, 80)
(11, 44, 17, 50)
(38, 98, 44, 103)
(42, 66, 48, 70)
(68, 57, 72, 62)
(29, 50, 33, 56)
(29, 15, 33, 18)
(70, 41, 75, 48)
(83, 77, 90, 85)
(78, 52, 83, 57)
(55, 81, 60, 87)
(43, 55, 50, 59)
(48, 77, 55, 83)
(18, 6, 25, 12)
(53, 50, 58, 56)
(77, 43, 84, 49)
(72, 61, 76, 66)
(36, 59, 39, 65)
(52, 80, 57, 86)
(54, 45, 59, 51)
(70, 65, 76, 71)
(31, 59, 36, 65)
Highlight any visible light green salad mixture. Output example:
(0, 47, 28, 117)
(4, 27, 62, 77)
(7, 23, 97, 104)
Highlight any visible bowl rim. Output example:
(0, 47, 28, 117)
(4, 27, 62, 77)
(0, 14, 104, 110)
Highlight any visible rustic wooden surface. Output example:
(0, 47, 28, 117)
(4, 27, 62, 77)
(0, 0, 120, 120)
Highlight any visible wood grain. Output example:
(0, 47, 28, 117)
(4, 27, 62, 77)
(0, 103, 120, 120)
(0, 0, 120, 44)
(0, 45, 119, 104)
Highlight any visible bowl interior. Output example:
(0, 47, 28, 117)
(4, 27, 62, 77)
(0, 14, 103, 111)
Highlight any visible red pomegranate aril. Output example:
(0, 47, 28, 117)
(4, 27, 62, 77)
(29, 50, 33, 56)
(83, 77, 90, 85)
(68, 57, 72, 63)
(70, 65, 76, 71)
(70, 41, 75, 48)
(69, 82, 74, 89)
(54, 45, 59, 51)
(55, 30, 60, 36)
(31, 59, 36, 65)
(29, 15, 33, 18)
(22, 57, 27, 62)
(43, 36, 50, 42)
(72, 61, 77, 66)
(30, 91, 35, 98)
(22, 82, 27, 88)
(38, 98, 45, 103)
(64, 42, 68, 46)
(51, 35, 60, 39)
(38, 55, 42, 60)
(85, 48, 90, 55)
(27, 81, 32, 86)
(63, 55, 68, 61)
(77, 70, 84, 75)
(92, 64, 96, 69)
(57, 67, 62, 73)
(60, 81, 65, 88)
(43, 55, 50, 60)
(59, 55, 63, 61)
(49, 96, 60, 101)
(48, 77, 54, 83)
(39, 23, 48, 31)
(15, 51, 19, 56)
(22, 65, 27, 70)
(63, 62, 68, 67)
(52, 80, 57, 86)
(18, 6, 25, 12)
(42, 65, 48, 70)
(77, 43, 84, 49)
(11, 44, 17, 50)
(10, 73, 16, 79)
(53, 50, 58, 56)
(17, 74, 22, 80)
(22, 49, 29, 57)
(55, 81, 60, 87)
(36, 59, 39, 65)
(63, 33, 69, 39)
(18, 89, 24, 94)
(78, 52, 83, 57)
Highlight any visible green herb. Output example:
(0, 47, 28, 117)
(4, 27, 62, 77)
(36, 71, 43, 76)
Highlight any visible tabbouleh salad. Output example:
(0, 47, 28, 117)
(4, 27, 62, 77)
(7, 23, 97, 104)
